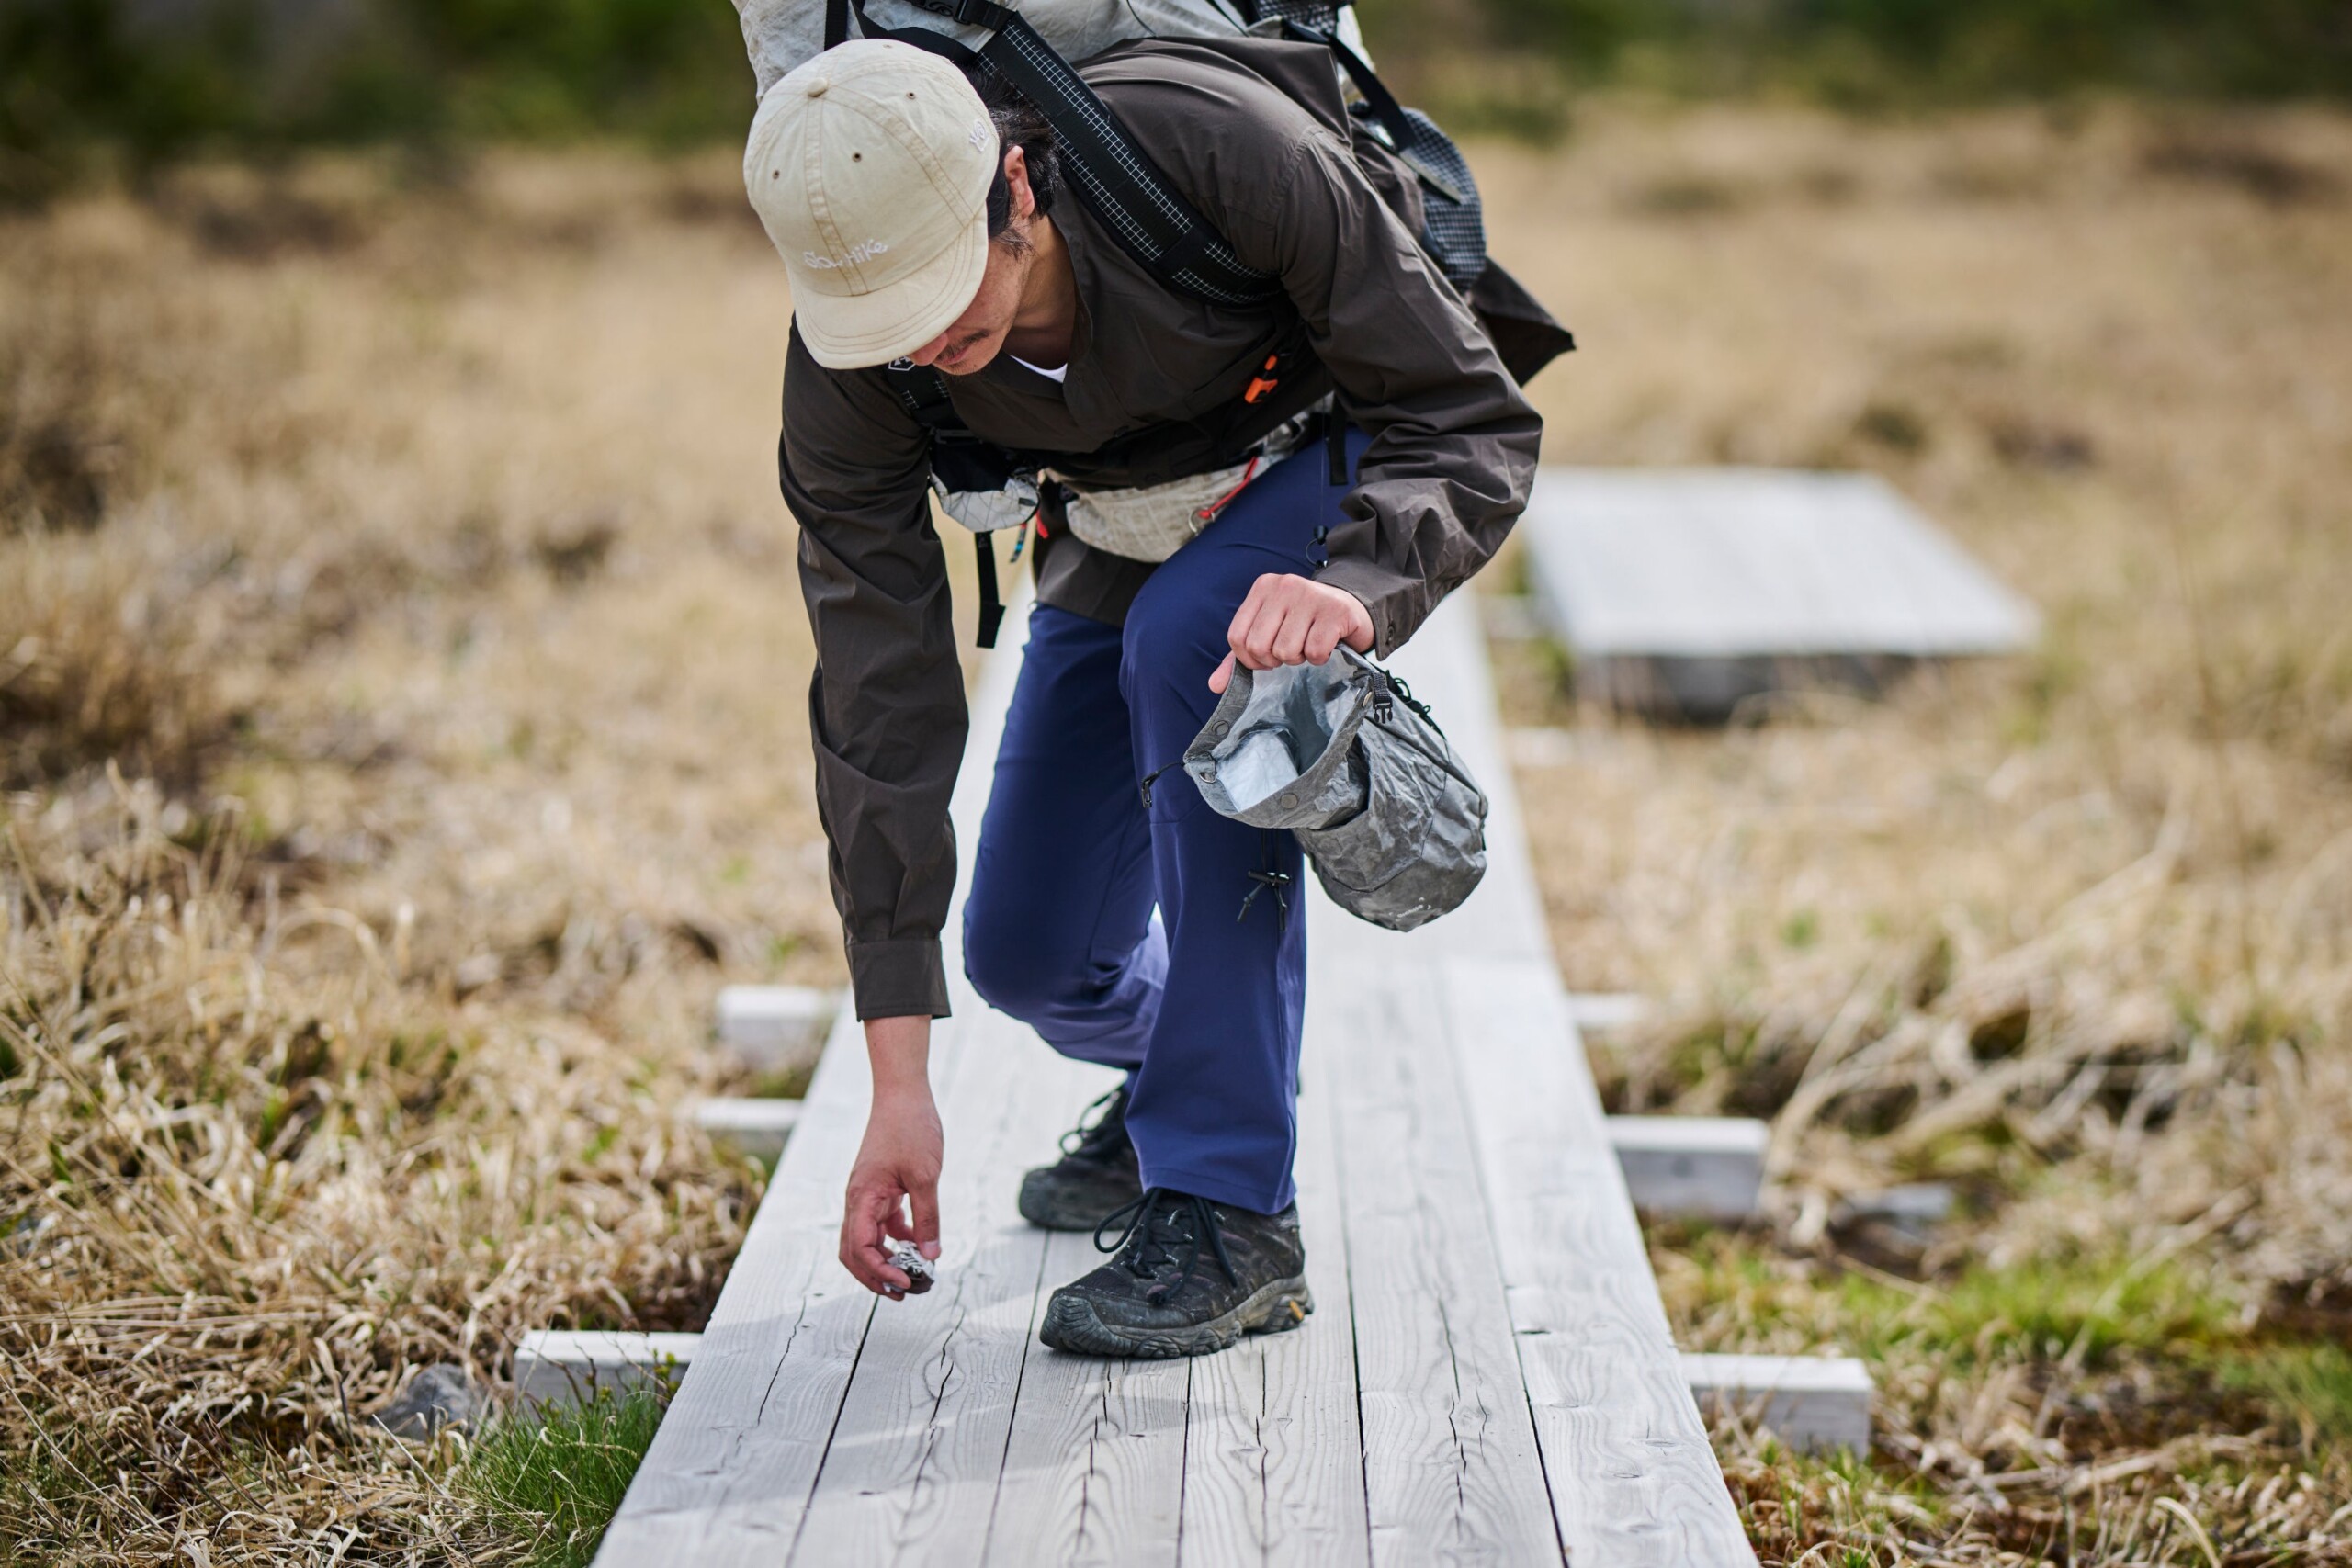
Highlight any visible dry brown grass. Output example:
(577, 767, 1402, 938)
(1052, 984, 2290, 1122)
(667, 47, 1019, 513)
(1482, 99, 2352, 1557)
(3, 779, 744, 1559)
(1, 101, 2348, 1562)
(0, 151, 847, 1562)
(1489, 98, 2352, 1274)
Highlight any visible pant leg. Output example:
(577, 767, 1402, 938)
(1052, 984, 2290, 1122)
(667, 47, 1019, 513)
(964, 604, 1163, 1069)
(1116, 429, 1372, 1215)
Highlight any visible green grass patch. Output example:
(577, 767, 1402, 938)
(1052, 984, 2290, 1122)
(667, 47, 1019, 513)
(1669, 1230, 2241, 1371)
(1877, 1250, 2237, 1368)
(2213, 1342, 2352, 1444)
(458, 1387, 667, 1568)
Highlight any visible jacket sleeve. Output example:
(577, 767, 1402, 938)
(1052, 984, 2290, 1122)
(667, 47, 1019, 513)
(779, 324, 963, 1020)
(1244, 130, 1543, 656)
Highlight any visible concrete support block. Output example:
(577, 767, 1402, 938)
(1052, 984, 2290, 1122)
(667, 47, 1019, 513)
(691, 1098, 802, 1161)
(1681, 1353, 1873, 1455)
(715, 985, 839, 1071)
(514, 1331, 702, 1410)
(1567, 992, 1651, 1033)
(1607, 1115, 1768, 1221)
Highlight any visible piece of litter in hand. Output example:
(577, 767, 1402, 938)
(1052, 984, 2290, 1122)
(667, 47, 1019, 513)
(887, 1240, 934, 1295)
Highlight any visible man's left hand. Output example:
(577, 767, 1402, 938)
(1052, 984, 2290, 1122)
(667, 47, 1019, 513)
(1210, 574, 1374, 694)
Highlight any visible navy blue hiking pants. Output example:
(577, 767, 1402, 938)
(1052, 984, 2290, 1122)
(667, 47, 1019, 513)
(962, 432, 1367, 1216)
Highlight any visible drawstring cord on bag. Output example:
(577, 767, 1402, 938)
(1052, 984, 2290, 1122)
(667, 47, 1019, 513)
(1374, 670, 1440, 731)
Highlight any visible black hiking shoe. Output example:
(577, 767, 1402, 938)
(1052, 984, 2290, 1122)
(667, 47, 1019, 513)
(1037, 1188, 1312, 1359)
(1018, 1086, 1145, 1232)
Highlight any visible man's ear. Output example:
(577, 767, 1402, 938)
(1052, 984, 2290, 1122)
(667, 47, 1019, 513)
(1001, 145, 1034, 223)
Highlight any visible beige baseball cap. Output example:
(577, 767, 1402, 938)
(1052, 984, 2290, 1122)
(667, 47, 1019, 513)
(744, 40, 1001, 370)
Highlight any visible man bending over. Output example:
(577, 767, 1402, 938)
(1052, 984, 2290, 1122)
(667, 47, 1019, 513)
(746, 34, 1538, 1357)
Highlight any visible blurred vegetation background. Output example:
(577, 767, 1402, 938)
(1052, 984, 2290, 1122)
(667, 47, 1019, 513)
(6, 0, 2352, 199)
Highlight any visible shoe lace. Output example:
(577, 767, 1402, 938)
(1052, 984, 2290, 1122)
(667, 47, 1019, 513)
(1092, 1188, 1238, 1306)
(1058, 1086, 1129, 1162)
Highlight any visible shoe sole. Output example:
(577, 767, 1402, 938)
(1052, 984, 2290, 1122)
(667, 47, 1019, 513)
(1017, 1171, 1144, 1234)
(1037, 1275, 1315, 1359)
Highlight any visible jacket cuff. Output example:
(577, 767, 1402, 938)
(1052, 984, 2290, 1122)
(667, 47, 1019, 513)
(847, 937, 953, 1021)
(1314, 557, 1419, 660)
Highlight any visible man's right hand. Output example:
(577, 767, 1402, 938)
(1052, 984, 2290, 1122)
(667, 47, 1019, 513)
(840, 1015, 944, 1298)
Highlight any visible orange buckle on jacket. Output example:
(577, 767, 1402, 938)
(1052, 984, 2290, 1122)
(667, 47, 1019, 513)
(1241, 352, 1281, 404)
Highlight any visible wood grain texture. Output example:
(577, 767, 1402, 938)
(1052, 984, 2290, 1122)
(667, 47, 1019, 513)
(787, 1019, 1107, 1567)
(1378, 596, 1757, 1565)
(597, 593, 1034, 1568)
(609, 583, 1758, 1568)
(984, 1232, 1192, 1568)
(1312, 945, 1562, 1568)
(1445, 961, 1758, 1565)
(591, 1002, 906, 1567)
(1177, 1043, 1370, 1567)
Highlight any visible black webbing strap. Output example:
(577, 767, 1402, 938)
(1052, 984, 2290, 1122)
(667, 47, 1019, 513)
(849, 0, 1282, 309)
(973, 531, 1003, 648)
(883, 357, 955, 425)
(1279, 21, 1411, 152)
(825, 0, 850, 50)
(1281, 22, 1470, 207)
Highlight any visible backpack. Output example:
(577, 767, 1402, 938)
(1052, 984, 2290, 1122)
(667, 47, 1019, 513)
(753, 0, 1575, 643)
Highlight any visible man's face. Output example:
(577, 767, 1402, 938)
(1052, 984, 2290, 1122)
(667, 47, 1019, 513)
(906, 147, 1035, 377)
(908, 241, 1026, 375)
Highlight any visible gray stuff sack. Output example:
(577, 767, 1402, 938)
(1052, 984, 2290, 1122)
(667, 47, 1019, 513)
(1182, 648, 1487, 931)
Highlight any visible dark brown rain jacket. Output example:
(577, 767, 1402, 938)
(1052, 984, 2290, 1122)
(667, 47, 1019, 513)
(780, 38, 1544, 1020)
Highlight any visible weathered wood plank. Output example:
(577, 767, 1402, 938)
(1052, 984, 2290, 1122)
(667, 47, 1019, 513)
(1567, 993, 1651, 1033)
(613, 582, 1759, 1568)
(788, 1021, 1105, 1567)
(1445, 961, 1758, 1564)
(1368, 594, 1758, 1565)
(596, 592, 1031, 1568)
(1176, 1041, 1370, 1567)
(591, 1001, 908, 1566)
(1521, 468, 2039, 660)
(982, 1232, 1192, 1568)
(1313, 947, 1562, 1568)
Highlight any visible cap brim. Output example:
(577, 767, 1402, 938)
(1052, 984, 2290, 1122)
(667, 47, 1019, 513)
(792, 220, 989, 371)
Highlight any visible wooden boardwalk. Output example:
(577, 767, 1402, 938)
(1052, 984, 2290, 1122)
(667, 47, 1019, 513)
(597, 588, 1756, 1567)
(1521, 467, 2038, 660)
(1521, 467, 2038, 722)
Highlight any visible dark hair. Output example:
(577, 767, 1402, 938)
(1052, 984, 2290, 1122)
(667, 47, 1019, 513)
(974, 71, 1058, 241)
